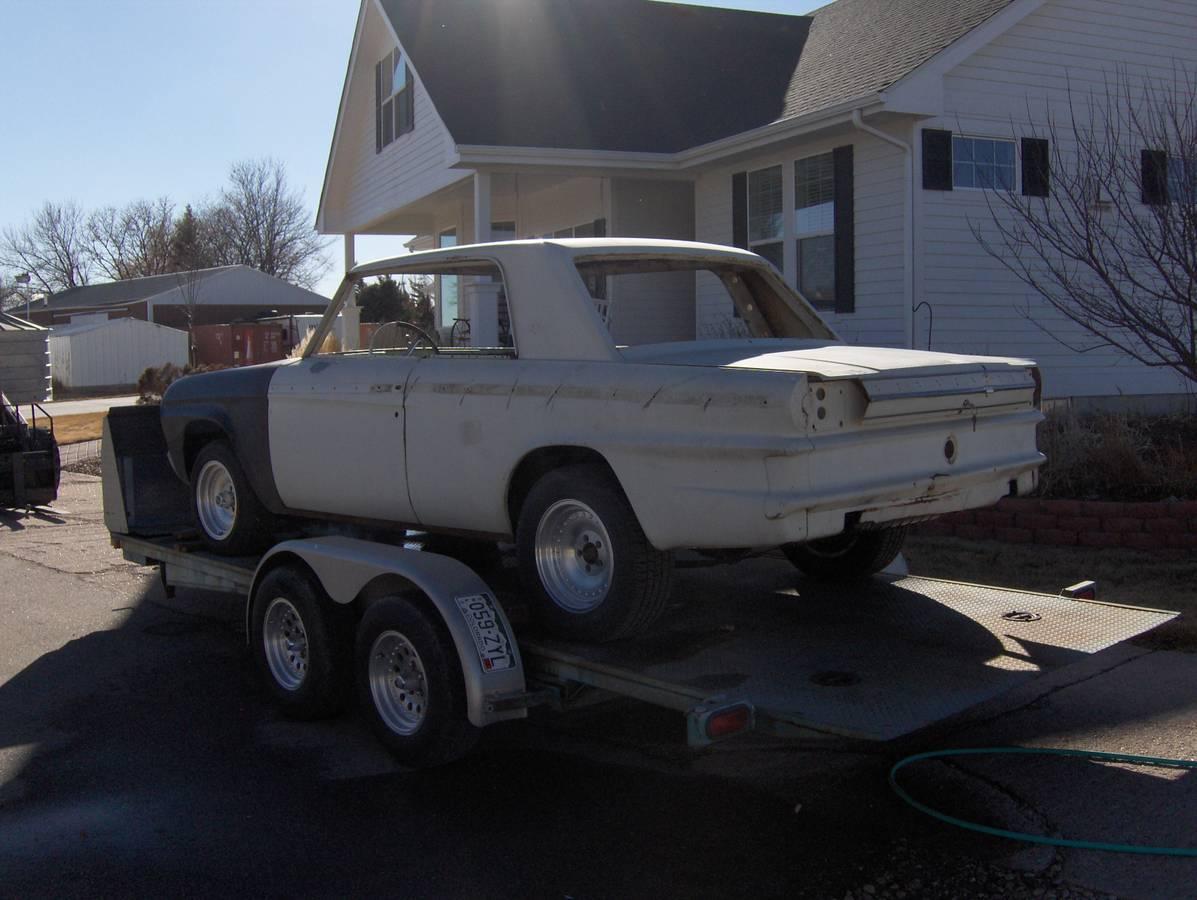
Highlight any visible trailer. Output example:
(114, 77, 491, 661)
(103, 405, 1177, 767)
(1, 389, 59, 509)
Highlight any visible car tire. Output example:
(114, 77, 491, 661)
(250, 565, 352, 719)
(782, 526, 908, 581)
(191, 440, 274, 555)
(516, 464, 674, 642)
(355, 595, 479, 767)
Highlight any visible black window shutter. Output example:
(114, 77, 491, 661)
(1141, 149, 1168, 205)
(833, 145, 855, 314)
(1021, 138, 1050, 197)
(374, 61, 383, 153)
(922, 129, 953, 191)
(593, 217, 607, 237)
(731, 171, 748, 249)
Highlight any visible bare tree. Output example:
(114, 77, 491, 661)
(975, 66, 1197, 385)
(202, 158, 330, 289)
(0, 201, 92, 293)
(86, 197, 176, 280)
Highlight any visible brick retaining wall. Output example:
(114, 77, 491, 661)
(918, 497, 1197, 550)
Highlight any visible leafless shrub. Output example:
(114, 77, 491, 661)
(136, 363, 228, 405)
(1036, 409, 1197, 500)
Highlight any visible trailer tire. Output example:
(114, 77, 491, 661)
(783, 526, 908, 581)
(516, 464, 674, 643)
(355, 595, 479, 767)
(250, 565, 352, 719)
(191, 440, 274, 555)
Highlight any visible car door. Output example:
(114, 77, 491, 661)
(403, 353, 531, 535)
(268, 354, 418, 523)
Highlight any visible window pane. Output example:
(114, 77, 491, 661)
(995, 165, 1015, 191)
(798, 235, 835, 308)
(794, 153, 834, 210)
(974, 140, 995, 164)
(395, 90, 411, 135)
(392, 52, 406, 95)
(954, 162, 974, 188)
(795, 201, 834, 236)
(953, 137, 974, 162)
(438, 231, 458, 328)
(748, 166, 783, 242)
(976, 165, 994, 189)
(994, 141, 1014, 166)
(755, 241, 783, 272)
(382, 99, 394, 146)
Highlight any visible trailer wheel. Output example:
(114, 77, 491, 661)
(355, 595, 479, 767)
(516, 464, 674, 642)
(191, 440, 273, 555)
(250, 566, 352, 719)
(782, 526, 908, 581)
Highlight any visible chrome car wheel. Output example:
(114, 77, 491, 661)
(195, 459, 237, 541)
(262, 597, 309, 691)
(369, 630, 428, 735)
(534, 499, 614, 613)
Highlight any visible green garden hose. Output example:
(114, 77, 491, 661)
(889, 747, 1197, 857)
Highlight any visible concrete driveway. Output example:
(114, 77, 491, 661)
(0, 474, 1193, 898)
(39, 395, 140, 417)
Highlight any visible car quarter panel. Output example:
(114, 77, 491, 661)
(402, 356, 807, 548)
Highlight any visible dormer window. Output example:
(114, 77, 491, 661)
(376, 49, 414, 152)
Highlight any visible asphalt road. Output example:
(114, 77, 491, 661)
(0, 475, 1194, 899)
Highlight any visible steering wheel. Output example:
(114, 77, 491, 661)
(369, 321, 440, 356)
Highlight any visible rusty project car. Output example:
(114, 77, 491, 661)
(161, 239, 1044, 641)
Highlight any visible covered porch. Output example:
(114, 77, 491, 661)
(341, 170, 695, 347)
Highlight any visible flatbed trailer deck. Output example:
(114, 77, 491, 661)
(114, 531, 1176, 750)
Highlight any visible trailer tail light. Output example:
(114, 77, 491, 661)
(706, 704, 753, 739)
(1062, 580, 1098, 601)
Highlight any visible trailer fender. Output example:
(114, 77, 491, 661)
(250, 535, 526, 728)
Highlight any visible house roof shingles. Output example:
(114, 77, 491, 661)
(379, 0, 810, 153)
(377, 0, 1015, 154)
(782, 0, 1015, 121)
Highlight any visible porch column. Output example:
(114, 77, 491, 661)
(341, 233, 360, 350)
(468, 172, 500, 346)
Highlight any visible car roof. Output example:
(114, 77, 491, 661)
(349, 238, 761, 277)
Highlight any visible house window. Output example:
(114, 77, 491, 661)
(952, 137, 1015, 190)
(747, 166, 784, 272)
(377, 49, 414, 151)
(794, 152, 836, 309)
(437, 229, 458, 329)
(1167, 156, 1194, 202)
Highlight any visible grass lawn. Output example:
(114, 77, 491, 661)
(50, 412, 107, 445)
(904, 534, 1197, 651)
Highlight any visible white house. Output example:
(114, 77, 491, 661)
(318, 0, 1197, 407)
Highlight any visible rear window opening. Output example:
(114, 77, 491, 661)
(572, 257, 833, 347)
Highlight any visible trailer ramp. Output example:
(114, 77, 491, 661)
(522, 561, 1176, 742)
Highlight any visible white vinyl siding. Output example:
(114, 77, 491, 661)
(919, 0, 1197, 399)
(322, 0, 463, 235)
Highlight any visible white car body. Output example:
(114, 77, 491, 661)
(261, 239, 1043, 550)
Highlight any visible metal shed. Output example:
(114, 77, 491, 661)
(0, 313, 51, 403)
(49, 317, 188, 390)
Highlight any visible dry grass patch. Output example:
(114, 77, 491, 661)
(905, 535, 1197, 651)
(51, 412, 107, 445)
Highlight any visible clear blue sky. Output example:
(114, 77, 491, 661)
(0, 0, 816, 297)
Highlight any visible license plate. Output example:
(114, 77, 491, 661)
(454, 594, 515, 673)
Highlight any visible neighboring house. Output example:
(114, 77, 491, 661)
(319, 0, 1197, 406)
(25, 266, 329, 331)
(0, 313, 51, 403)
